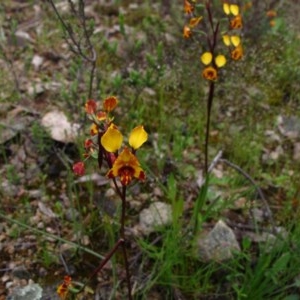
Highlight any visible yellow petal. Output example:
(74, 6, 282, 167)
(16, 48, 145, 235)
(101, 125, 123, 152)
(222, 34, 231, 46)
(129, 125, 148, 150)
(231, 35, 241, 47)
(200, 52, 213, 65)
(230, 4, 239, 16)
(223, 3, 230, 15)
(215, 55, 227, 68)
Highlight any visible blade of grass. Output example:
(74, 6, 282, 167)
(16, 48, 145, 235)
(0, 212, 104, 260)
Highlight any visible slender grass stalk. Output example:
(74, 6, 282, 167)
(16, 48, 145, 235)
(192, 175, 209, 234)
(0, 212, 104, 260)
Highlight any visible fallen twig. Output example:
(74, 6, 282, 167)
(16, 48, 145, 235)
(199, 149, 223, 187)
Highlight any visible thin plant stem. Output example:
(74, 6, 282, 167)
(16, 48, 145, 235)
(203, 3, 219, 175)
(88, 58, 96, 100)
(112, 177, 123, 199)
(84, 238, 124, 287)
(204, 81, 215, 174)
(120, 186, 132, 300)
(84, 173, 132, 298)
(80, 185, 132, 299)
(120, 186, 127, 239)
(97, 138, 132, 298)
(121, 242, 132, 300)
(47, 0, 93, 62)
(47, 0, 97, 101)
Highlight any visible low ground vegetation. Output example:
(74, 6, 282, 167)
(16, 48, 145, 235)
(0, 0, 300, 299)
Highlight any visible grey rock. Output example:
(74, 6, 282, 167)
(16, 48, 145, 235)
(41, 110, 80, 143)
(0, 115, 33, 144)
(197, 220, 240, 262)
(8, 283, 43, 300)
(278, 115, 300, 139)
(139, 202, 172, 234)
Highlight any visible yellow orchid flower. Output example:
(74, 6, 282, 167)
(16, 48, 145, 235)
(107, 147, 145, 186)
